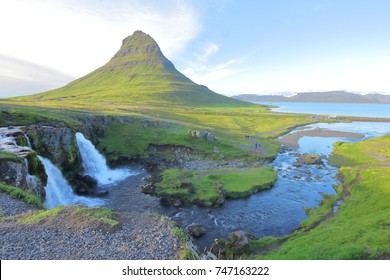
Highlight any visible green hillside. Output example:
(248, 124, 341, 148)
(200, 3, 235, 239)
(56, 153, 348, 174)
(13, 31, 247, 107)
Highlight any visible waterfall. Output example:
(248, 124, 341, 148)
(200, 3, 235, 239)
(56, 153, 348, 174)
(75, 132, 134, 186)
(38, 156, 104, 209)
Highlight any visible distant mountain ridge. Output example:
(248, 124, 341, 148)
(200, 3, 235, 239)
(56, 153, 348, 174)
(233, 91, 390, 104)
(14, 31, 247, 107)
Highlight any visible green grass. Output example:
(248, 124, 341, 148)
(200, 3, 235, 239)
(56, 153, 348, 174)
(75, 207, 120, 227)
(0, 150, 23, 162)
(156, 167, 277, 207)
(9, 32, 247, 108)
(0, 183, 43, 208)
(329, 134, 390, 166)
(18, 206, 65, 225)
(254, 135, 390, 259)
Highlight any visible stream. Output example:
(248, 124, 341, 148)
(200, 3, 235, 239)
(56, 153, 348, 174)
(103, 121, 390, 250)
(3, 122, 389, 251)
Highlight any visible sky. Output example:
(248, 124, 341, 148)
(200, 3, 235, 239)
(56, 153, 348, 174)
(1, 0, 390, 98)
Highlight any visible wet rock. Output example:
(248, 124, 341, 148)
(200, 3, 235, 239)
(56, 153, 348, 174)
(82, 175, 98, 188)
(96, 190, 109, 197)
(297, 153, 323, 165)
(186, 223, 206, 238)
(25, 125, 81, 174)
(141, 182, 155, 194)
(228, 230, 250, 250)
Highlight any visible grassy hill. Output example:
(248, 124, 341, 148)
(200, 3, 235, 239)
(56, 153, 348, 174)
(12, 31, 247, 108)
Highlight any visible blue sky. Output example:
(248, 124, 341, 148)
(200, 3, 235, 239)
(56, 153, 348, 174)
(1, 0, 390, 97)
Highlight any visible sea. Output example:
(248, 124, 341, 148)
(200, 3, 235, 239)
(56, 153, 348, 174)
(253, 101, 390, 118)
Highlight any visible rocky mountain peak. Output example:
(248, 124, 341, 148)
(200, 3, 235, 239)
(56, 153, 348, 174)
(112, 30, 162, 59)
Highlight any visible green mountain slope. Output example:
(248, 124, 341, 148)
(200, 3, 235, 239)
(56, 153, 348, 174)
(15, 31, 247, 107)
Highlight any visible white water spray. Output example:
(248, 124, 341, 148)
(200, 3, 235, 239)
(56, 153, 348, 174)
(75, 132, 133, 186)
(38, 156, 104, 209)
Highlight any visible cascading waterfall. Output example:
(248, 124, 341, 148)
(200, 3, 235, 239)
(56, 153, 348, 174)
(75, 132, 134, 186)
(38, 156, 104, 209)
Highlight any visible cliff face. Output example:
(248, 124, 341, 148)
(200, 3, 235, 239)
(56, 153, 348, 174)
(25, 125, 81, 175)
(0, 128, 46, 202)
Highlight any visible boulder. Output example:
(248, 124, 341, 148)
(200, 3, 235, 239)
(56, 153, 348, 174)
(186, 223, 206, 238)
(82, 175, 98, 188)
(228, 230, 250, 250)
(206, 133, 215, 141)
(141, 182, 155, 194)
(198, 130, 209, 139)
(296, 153, 323, 165)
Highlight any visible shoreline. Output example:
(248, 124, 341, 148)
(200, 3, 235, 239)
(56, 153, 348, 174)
(278, 128, 364, 149)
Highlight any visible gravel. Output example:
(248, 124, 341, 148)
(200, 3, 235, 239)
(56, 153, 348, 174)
(0, 192, 181, 260)
(0, 192, 40, 217)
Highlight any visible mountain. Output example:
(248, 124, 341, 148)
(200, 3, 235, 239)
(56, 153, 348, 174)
(15, 31, 246, 107)
(232, 94, 286, 102)
(234, 91, 390, 104)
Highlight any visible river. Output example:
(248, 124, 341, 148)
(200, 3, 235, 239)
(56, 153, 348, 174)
(103, 121, 390, 251)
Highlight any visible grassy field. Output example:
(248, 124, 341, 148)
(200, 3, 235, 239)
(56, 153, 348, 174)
(156, 167, 277, 206)
(0, 102, 311, 163)
(252, 135, 390, 259)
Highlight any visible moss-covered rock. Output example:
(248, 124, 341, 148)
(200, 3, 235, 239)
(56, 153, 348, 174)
(296, 153, 323, 165)
(25, 125, 82, 187)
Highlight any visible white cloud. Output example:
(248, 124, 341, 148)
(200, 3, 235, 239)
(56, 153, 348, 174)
(182, 40, 245, 87)
(197, 42, 219, 61)
(184, 59, 245, 84)
(0, 55, 74, 97)
(0, 0, 200, 78)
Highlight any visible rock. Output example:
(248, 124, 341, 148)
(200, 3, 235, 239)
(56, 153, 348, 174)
(296, 153, 323, 165)
(25, 125, 81, 174)
(206, 133, 215, 141)
(186, 223, 206, 238)
(82, 175, 98, 188)
(198, 130, 209, 139)
(95, 190, 109, 197)
(141, 182, 155, 194)
(191, 131, 197, 138)
(228, 230, 251, 250)
(0, 160, 27, 190)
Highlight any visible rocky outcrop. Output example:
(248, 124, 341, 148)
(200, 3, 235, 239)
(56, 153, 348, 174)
(0, 127, 46, 202)
(25, 125, 82, 176)
(0, 160, 27, 189)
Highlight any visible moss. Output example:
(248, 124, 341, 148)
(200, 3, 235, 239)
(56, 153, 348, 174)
(75, 207, 120, 228)
(14, 135, 28, 147)
(172, 222, 198, 260)
(26, 151, 47, 185)
(0, 183, 43, 208)
(18, 206, 65, 225)
(0, 151, 23, 162)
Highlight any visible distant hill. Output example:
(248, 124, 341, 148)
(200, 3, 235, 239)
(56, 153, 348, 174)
(13, 31, 247, 107)
(233, 91, 390, 104)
